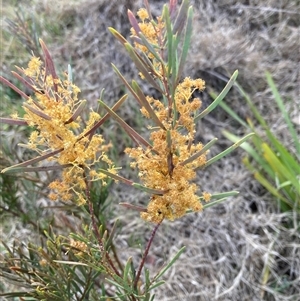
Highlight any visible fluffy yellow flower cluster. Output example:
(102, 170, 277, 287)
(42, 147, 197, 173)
(126, 78, 210, 223)
(19, 56, 117, 204)
(125, 10, 211, 223)
(131, 8, 165, 67)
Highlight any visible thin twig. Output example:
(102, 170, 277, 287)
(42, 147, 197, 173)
(133, 219, 163, 290)
(84, 174, 121, 277)
(111, 243, 124, 273)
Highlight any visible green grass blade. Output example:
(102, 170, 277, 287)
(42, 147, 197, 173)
(223, 130, 275, 178)
(254, 171, 294, 211)
(266, 71, 300, 152)
(235, 82, 268, 128)
(247, 118, 300, 177)
(262, 143, 300, 190)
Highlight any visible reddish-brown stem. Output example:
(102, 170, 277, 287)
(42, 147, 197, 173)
(111, 243, 124, 273)
(84, 174, 121, 277)
(133, 219, 163, 290)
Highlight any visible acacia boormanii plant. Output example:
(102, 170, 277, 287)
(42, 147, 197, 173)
(0, 0, 252, 300)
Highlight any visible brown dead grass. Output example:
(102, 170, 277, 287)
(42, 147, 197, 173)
(1, 0, 299, 300)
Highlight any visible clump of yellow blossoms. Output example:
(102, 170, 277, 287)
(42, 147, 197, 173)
(131, 8, 164, 62)
(125, 9, 211, 223)
(15, 56, 117, 205)
(125, 77, 210, 223)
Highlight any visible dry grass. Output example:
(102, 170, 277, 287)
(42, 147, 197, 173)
(1, 0, 299, 300)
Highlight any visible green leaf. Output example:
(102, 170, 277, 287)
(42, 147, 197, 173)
(52, 260, 88, 266)
(123, 257, 133, 282)
(124, 43, 162, 92)
(217, 97, 248, 128)
(1, 164, 68, 174)
(111, 64, 143, 107)
(132, 183, 167, 196)
(0, 117, 28, 126)
(176, 5, 193, 84)
(107, 274, 133, 294)
(144, 292, 152, 301)
(163, 4, 174, 78)
(148, 280, 166, 292)
(173, 0, 189, 35)
(166, 129, 172, 149)
(83, 94, 128, 137)
(98, 99, 153, 148)
(194, 70, 238, 122)
(154, 246, 186, 281)
(108, 27, 128, 45)
(202, 193, 239, 209)
(0, 292, 35, 298)
(144, 268, 151, 290)
(0, 75, 29, 100)
(138, 32, 163, 63)
(106, 219, 119, 249)
(97, 168, 133, 186)
(208, 191, 239, 200)
(200, 132, 255, 169)
(180, 138, 218, 166)
(1, 149, 65, 173)
(132, 81, 166, 129)
(119, 202, 147, 213)
(97, 169, 167, 195)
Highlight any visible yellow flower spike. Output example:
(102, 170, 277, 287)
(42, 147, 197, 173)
(1, 40, 118, 205)
(123, 11, 210, 220)
(126, 113, 208, 222)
